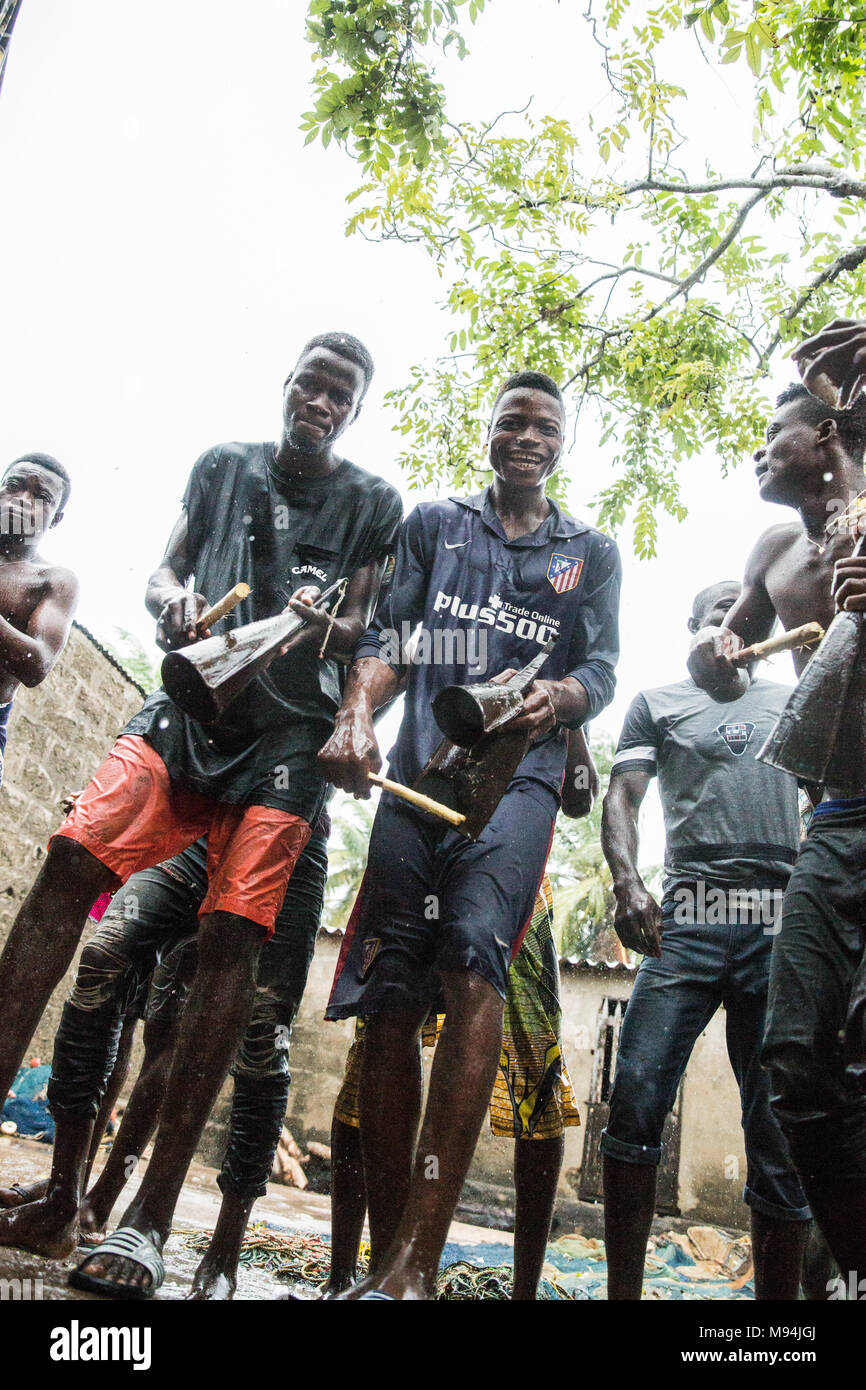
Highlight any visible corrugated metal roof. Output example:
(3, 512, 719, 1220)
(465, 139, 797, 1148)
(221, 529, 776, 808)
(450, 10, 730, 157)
(560, 955, 636, 975)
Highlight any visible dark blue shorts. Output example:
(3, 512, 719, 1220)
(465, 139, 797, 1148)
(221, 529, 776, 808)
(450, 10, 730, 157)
(600, 893, 810, 1222)
(326, 781, 556, 1019)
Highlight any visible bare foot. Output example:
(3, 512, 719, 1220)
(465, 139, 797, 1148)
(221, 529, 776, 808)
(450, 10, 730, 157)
(188, 1253, 237, 1301)
(334, 1271, 379, 1300)
(335, 1266, 429, 1300)
(0, 1193, 79, 1258)
(0, 1177, 49, 1209)
(77, 1195, 108, 1246)
(323, 1276, 356, 1297)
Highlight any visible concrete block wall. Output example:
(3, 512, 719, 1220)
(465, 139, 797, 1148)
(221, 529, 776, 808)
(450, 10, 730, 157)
(0, 622, 144, 1058)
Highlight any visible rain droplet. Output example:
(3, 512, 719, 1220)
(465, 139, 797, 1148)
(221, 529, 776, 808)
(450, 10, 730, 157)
(823, 472, 833, 481)
(158, 716, 170, 729)
(243, 513, 252, 525)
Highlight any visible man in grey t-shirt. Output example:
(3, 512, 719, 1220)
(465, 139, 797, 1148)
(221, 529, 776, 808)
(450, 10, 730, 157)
(599, 582, 810, 1301)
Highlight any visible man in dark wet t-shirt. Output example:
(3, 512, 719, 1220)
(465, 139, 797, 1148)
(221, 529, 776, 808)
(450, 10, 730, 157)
(0, 333, 402, 1296)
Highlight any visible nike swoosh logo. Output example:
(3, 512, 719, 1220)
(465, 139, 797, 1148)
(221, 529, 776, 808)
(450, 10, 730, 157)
(444, 540, 470, 549)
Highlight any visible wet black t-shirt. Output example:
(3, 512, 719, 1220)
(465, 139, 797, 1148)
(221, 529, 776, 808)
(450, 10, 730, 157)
(123, 442, 403, 809)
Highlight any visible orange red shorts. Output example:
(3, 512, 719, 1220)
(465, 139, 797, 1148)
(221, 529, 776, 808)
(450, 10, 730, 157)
(52, 735, 311, 935)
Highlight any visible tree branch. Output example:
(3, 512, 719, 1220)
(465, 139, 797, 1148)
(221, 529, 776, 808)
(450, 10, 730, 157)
(622, 170, 866, 200)
(760, 243, 866, 365)
(561, 188, 769, 391)
(645, 187, 768, 318)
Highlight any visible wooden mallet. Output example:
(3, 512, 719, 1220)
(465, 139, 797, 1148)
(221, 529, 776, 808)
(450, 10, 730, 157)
(731, 621, 824, 666)
(197, 582, 251, 632)
(367, 772, 466, 828)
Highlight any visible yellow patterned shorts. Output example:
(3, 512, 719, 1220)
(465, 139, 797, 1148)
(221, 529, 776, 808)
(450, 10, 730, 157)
(333, 875, 580, 1140)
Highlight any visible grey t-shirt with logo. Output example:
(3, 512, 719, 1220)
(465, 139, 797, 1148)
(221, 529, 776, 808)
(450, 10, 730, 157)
(611, 676, 800, 896)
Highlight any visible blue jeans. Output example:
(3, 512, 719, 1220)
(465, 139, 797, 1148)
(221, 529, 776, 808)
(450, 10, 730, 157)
(763, 802, 866, 1191)
(600, 894, 810, 1221)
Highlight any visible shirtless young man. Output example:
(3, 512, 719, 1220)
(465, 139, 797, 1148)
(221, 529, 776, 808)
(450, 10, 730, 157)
(688, 343, 866, 1282)
(0, 453, 78, 784)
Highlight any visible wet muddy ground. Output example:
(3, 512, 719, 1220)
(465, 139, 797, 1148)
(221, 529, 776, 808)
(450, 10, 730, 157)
(0, 1133, 513, 1302)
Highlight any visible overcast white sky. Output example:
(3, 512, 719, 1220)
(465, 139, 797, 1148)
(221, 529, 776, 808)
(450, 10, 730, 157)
(1, 1, 813, 862)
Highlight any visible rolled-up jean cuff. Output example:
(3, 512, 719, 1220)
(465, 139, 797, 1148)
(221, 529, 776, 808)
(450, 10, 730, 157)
(743, 1184, 811, 1222)
(216, 1170, 269, 1203)
(600, 1127, 662, 1166)
(47, 1094, 101, 1123)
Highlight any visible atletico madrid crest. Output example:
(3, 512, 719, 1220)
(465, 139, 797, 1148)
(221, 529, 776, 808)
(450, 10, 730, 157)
(546, 553, 584, 594)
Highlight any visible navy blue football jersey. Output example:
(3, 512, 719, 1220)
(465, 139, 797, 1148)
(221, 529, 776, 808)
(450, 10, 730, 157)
(355, 488, 621, 800)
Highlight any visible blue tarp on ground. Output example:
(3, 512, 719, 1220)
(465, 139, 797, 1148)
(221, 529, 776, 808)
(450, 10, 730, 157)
(9, 1063, 50, 1101)
(258, 1217, 753, 1300)
(2, 1063, 54, 1141)
(1, 1096, 54, 1142)
(437, 1232, 753, 1300)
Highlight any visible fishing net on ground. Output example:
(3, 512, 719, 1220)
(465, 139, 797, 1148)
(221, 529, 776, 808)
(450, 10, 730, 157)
(181, 1227, 578, 1300)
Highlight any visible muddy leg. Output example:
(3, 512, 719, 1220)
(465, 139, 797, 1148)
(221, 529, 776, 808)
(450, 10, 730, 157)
(78, 912, 263, 1294)
(0, 1178, 49, 1209)
(188, 1064, 287, 1302)
(0, 1111, 93, 1258)
(752, 1210, 809, 1300)
(81, 1012, 139, 1196)
(800, 1180, 866, 1288)
(325, 1118, 367, 1293)
(356, 1008, 425, 1270)
(0, 839, 114, 1103)
(79, 1013, 176, 1243)
(801, 1221, 839, 1300)
(188, 1189, 256, 1301)
(602, 1155, 656, 1300)
(346, 970, 504, 1301)
(0, 914, 141, 1256)
(511, 1135, 564, 1300)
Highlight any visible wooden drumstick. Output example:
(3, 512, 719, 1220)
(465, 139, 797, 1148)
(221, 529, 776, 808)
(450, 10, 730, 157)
(367, 772, 466, 828)
(197, 583, 251, 631)
(732, 621, 824, 665)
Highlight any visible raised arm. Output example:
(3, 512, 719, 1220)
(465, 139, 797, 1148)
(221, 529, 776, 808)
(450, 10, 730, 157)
(0, 567, 79, 687)
(792, 318, 866, 412)
(601, 768, 661, 957)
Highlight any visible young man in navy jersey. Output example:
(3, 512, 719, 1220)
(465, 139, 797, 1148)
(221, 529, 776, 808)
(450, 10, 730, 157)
(319, 370, 621, 1299)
